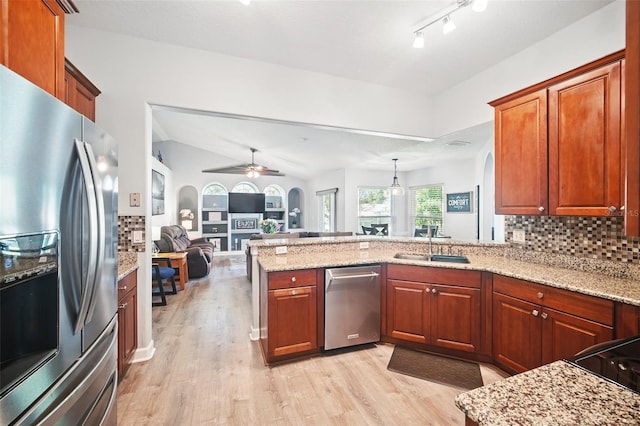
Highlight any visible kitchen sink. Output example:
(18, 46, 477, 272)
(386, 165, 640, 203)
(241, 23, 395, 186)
(393, 253, 430, 261)
(430, 254, 470, 263)
(393, 253, 470, 263)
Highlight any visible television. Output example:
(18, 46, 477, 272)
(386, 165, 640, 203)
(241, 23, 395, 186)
(228, 192, 266, 213)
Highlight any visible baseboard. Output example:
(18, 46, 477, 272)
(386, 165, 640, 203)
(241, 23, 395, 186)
(131, 339, 155, 363)
(249, 327, 260, 341)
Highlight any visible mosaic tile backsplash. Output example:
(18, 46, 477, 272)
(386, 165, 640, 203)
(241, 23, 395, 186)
(118, 215, 146, 252)
(505, 215, 640, 264)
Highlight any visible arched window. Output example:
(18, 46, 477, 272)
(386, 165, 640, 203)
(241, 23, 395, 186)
(203, 183, 227, 195)
(264, 184, 285, 198)
(231, 182, 259, 193)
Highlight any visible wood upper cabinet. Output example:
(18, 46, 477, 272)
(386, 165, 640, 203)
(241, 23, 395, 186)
(118, 270, 138, 378)
(491, 51, 625, 217)
(64, 59, 101, 121)
(548, 61, 623, 216)
(0, 0, 71, 100)
(493, 89, 548, 215)
(492, 275, 614, 374)
(260, 268, 322, 363)
(386, 265, 482, 354)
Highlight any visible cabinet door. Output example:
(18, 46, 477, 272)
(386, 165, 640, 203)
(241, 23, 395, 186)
(1, 0, 66, 99)
(549, 61, 622, 216)
(64, 60, 100, 121)
(541, 308, 613, 365)
(493, 292, 541, 373)
(430, 285, 481, 353)
(386, 280, 429, 344)
(494, 89, 548, 215)
(267, 286, 317, 357)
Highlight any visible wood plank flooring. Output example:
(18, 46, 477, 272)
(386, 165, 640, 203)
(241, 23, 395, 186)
(117, 254, 509, 425)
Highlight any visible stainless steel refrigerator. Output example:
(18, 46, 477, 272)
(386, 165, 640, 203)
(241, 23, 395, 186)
(0, 66, 119, 425)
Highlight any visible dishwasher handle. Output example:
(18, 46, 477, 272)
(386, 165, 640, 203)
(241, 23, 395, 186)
(326, 270, 380, 290)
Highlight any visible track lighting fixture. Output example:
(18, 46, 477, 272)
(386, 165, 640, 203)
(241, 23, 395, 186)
(411, 0, 487, 46)
(389, 159, 404, 196)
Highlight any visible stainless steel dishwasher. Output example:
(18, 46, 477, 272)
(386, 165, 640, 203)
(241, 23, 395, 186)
(324, 265, 381, 350)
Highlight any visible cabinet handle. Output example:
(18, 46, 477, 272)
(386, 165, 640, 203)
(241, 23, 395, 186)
(609, 206, 617, 213)
(119, 303, 128, 310)
(620, 205, 625, 211)
(532, 309, 539, 317)
(541, 312, 548, 319)
(291, 276, 297, 283)
(118, 286, 127, 291)
(291, 289, 297, 296)
(537, 292, 544, 299)
(538, 206, 545, 212)
(432, 288, 438, 294)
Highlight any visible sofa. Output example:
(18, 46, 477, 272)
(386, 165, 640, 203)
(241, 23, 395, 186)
(245, 231, 353, 281)
(156, 225, 214, 279)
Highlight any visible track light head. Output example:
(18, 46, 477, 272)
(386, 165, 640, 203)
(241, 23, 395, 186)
(412, 31, 425, 49)
(442, 15, 456, 34)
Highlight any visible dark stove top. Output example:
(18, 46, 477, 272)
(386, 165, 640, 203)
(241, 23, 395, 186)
(567, 335, 640, 394)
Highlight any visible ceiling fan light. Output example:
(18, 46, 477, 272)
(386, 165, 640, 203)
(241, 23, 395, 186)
(247, 169, 260, 178)
(412, 31, 424, 49)
(442, 15, 456, 34)
(472, 0, 487, 12)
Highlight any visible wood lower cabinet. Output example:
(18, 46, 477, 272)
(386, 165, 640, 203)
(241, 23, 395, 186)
(64, 59, 101, 121)
(118, 270, 138, 378)
(1, 0, 71, 100)
(493, 275, 614, 374)
(260, 268, 323, 363)
(386, 265, 483, 355)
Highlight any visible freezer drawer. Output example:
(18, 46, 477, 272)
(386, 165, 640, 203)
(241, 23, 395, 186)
(325, 265, 381, 351)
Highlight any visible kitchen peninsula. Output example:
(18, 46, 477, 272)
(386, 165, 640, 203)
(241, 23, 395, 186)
(249, 236, 640, 423)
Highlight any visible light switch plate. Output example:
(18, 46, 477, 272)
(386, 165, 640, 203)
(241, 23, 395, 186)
(133, 230, 144, 243)
(275, 246, 287, 255)
(359, 241, 369, 249)
(129, 192, 141, 207)
(512, 229, 526, 243)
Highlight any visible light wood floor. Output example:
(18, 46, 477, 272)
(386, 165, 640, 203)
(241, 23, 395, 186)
(117, 255, 509, 425)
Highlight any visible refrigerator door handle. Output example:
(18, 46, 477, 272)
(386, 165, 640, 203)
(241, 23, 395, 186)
(81, 141, 106, 325)
(73, 140, 100, 334)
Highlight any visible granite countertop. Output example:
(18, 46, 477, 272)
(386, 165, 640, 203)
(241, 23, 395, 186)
(117, 252, 138, 280)
(455, 361, 640, 425)
(257, 250, 640, 306)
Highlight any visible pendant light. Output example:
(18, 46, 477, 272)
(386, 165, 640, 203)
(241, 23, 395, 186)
(389, 158, 404, 196)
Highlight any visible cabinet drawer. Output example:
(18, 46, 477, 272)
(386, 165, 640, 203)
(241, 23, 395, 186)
(493, 275, 614, 326)
(118, 271, 137, 300)
(268, 269, 317, 290)
(387, 264, 481, 288)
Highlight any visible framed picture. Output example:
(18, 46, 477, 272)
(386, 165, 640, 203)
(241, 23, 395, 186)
(152, 170, 165, 215)
(446, 191, 473, 213)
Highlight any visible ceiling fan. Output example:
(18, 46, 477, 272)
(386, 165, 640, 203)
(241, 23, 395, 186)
(202, 147, 285, 177)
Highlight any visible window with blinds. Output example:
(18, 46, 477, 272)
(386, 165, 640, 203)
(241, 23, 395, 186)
(409, 185, 444, 236)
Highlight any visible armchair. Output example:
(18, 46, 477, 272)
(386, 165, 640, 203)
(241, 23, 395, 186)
(155, 225, 214, 278)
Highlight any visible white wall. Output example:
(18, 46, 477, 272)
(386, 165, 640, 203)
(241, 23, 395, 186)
(431, 0, 625, 136)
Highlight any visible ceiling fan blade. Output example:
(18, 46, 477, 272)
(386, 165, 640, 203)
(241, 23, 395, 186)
(201, 164, 249, 173)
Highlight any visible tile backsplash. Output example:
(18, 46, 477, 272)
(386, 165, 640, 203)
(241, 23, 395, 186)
(505, 215, 640, 264)
(118, 215, 146, 252)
